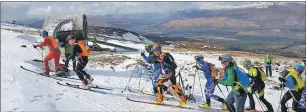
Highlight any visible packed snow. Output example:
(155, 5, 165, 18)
(1, 24, 298, 111)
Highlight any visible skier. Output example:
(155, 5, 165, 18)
(33, 30, 63, 76)
(214, 54, 247, 112)
(264, 54, 272, 77)
(141, 43, 168, 95)
(193, 54, 226, 109)
(151, 44, 188, 107)
(67, 36, 93, 88)
(241, 58, 274, 112)
(279, 64, 305, 112)
(298, 59, 306, 110)
(63, 34, 76, 72)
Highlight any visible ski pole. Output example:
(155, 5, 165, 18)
(192, 64, 197, 94)
(138, 66, 142, 91)
(178, 70, 186, 95)
(277, 82, 284, 111)
(197, 70, 205, 103)
(254, 93, 267, 111)
(122, 64, 138, 93)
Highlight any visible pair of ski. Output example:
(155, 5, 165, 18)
(127, 88, 176, 100)
(20, 66, 80, 81)
(126, 88, 222, 111)
(126, 97, 228, 111)
(56, 82, 112, 94)
(20, 66, 113, 93)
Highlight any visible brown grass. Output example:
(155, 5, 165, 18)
(164, 41, 226, 51)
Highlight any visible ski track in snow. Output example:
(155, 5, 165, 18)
(1, 23, 296, 111)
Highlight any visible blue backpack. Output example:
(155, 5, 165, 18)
(233, 68, 250, 87)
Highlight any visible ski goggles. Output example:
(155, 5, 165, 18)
(151, 47, 161, 52)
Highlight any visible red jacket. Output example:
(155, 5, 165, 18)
(36, 36, 59, 51)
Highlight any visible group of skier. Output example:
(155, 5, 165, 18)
(32, 30, 306, 112)
(141, 43, 306, 112)
(33, 30, 93, 88)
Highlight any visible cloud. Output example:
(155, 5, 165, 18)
(1, 2, 302, 22)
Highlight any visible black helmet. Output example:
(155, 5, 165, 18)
(66, 34, 76, 41)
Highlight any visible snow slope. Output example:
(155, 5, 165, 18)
(1, 24, 295, 111)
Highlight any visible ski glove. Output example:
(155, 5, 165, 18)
(247, 87, 252, 93)
(212, 78, 219, 84)
(141, 52, 145, 57)
(193, 65, 200, 70)
(278, 77, 287, 83)
(280, 83, 286, 88)
(33, 45, 37, 48)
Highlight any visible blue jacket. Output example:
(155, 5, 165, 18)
(141, 52, 154, 63)
(285, 75, 296, 90)
(142, 52, 162, 87)
(197, 59, 211, 78)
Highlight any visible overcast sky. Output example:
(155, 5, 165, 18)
(0, 2, 298, 21)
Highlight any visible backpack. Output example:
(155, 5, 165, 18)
(233, 68, 251, 87)
(256, 67, 267, 81)
(207, 62, 218, 78)
(161, 52, 177, 69)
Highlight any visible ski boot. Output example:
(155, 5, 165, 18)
(178, 100, 188, 107)
(245, 106, 255, 110)
(200, 103, 211, 108)
(220, 103, 228, 111)
(152, 99, 164, 105)
(55, 70, 67, 77)
(264, 110, 274, 112)
(86, 76, 94, 87)
(43, 72, 50, 77)
(81, 79, 90, 90)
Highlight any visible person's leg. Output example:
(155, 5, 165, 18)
(156, 78, 167, 102)
(257, 85, 274, 111)
(43, 52, 55, 74)
(152, 69, 160, 94)
(248, 92, 255, 109)
(54, 49, 62, 72)
(169, 69, 185, 101)
(205, 79, 215, 105)
(269, 66, 272, 77)
(64, 53, 71, 69)
(235, 91, 247, 112)
(75, 58, 88, 84)
(226, 91, 236, 112)
(291, 90, 302, 111)
(79, 58, 91, 80)
(280, 91, 293, 112)
(266, 66, 269, 77)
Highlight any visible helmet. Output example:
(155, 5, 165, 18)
(144, 43, 153, 50)
(66, 34, 76, 41)
(41, 30, 48, 38)
(241, 58, 251, 68)
(151, 44, 161, 51)
(294, 64, 305, 73)
(194, 54, 204, 60)
(219, 54, 233, 63)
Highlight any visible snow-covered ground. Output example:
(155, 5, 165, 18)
(99, 32, 153, 44)
(1, 24, 296, 111)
